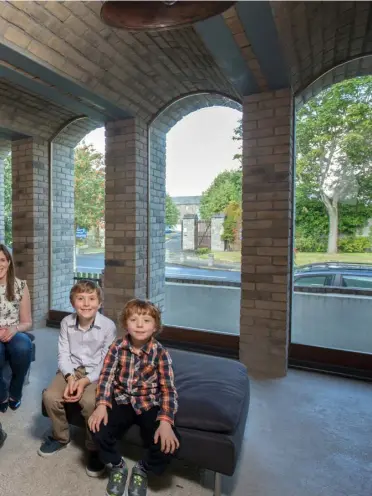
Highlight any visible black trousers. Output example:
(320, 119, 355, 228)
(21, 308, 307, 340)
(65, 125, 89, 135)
(91, 401, 180, 475)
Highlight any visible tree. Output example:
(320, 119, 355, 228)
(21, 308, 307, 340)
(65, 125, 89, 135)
(199, 169, 242, 221)
(296, 77, 372, 253)
(232, 119, 243, 163)
(165, 194, 179, 226)
(221, 200, 242, 249)
(4, 154, 12, 246)
(74, 144, 105, 243)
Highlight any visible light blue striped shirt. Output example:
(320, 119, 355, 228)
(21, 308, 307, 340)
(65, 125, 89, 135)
(58, 312, 117, 383)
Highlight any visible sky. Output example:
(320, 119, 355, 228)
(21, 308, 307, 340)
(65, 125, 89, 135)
(83, 106, 242, 197)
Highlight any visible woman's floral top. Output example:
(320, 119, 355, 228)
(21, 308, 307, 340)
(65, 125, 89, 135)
(0, 278, 26, 327)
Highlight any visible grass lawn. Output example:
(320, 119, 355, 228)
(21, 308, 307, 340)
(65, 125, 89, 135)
(199, 251, 372, 266)
(199, 251, 241, 264)
(296, 252, 372, 266)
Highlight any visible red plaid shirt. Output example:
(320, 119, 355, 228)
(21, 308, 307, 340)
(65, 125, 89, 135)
(96, 337, 178, 425)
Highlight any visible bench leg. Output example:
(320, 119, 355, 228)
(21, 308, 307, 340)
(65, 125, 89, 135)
(214, 472, 222, 496)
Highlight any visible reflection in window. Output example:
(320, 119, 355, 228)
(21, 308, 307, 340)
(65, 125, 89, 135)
(342, 275, 372, 290)
(295, 275, 328, 287)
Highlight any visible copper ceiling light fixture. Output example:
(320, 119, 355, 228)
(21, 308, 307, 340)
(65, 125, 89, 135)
(100, 1, 236, 32)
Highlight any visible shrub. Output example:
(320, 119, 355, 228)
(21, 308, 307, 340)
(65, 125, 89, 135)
(338, 236, 370, 253)
(295, 236, 327, 252)
(195, 247, 210, 255)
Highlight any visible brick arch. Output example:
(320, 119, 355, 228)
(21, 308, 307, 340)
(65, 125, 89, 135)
(0, 79, 89, 142)
(296, 55, 372, 107)
(150, 91, 242, 132)
(0, 140, 10, 160)
(52, 116, 103, 148)
(272, 1, 372, 96)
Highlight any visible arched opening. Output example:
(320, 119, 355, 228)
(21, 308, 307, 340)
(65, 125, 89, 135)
(290, 58, 372, 377)
(49, 117, 104, 312)
(148, 92, 242, 353)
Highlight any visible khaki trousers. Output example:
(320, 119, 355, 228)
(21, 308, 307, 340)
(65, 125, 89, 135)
(42, 370, 96, 450)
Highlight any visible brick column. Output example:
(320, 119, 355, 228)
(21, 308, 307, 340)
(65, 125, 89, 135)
(104, 118, 148, 323)
(240, 89, 293, 378)
(0, 157, 5, 244)
(148, 125, 166, 310)
(0, 143, 10, 244)
(51, 142, 74, 311)
(12, 138, 49, 327)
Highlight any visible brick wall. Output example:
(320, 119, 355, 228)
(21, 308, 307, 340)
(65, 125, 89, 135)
(104, 118, 148, 325)
(12, 138, 49, 327)
(240, 89, 293, 377)
(51, 142, 74, 311)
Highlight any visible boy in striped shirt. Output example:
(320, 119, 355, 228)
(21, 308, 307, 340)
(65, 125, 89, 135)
(89, 299, 180, 496)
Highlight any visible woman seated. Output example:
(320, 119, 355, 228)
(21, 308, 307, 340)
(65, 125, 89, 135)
(0, 244, 32, 421)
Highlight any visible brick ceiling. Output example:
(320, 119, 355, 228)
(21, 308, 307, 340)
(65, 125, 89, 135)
(0, 1, 370, 140)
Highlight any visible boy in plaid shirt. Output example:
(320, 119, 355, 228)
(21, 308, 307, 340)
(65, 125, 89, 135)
(89, 299, 180, 496)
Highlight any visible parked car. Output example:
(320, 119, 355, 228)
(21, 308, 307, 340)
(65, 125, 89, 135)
(165, 226, 173, 234)
(294, 262, 372, 290)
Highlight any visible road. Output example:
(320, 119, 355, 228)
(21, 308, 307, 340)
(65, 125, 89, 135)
(76, 252, 241, 283)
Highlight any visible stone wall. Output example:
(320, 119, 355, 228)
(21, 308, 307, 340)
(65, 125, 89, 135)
(51, 142, 74, 311)
(182, 215, 198, 251)
(240, 89, 293, 378)
(12, 138, 49, 326)
(211, 214, 225, 251)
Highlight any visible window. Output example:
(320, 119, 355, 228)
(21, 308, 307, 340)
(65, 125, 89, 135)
(294, 275, 329, 287)
(342, 275, 372, 290)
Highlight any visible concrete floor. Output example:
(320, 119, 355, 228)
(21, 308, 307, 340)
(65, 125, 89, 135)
(0, 328, 371, 496)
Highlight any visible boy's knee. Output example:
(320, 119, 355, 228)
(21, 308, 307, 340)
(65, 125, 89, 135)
(42, 387, 63, 408)
(79, 393, 96, 417)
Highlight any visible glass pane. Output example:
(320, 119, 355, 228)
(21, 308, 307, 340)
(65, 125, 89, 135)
(342, 275, 372, 289)
(291, 76, 372, 355)
(150, 105, 242, 336)
(295, 275, 327, 287)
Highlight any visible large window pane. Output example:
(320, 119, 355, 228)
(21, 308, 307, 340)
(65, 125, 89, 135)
(292, 76, 372, 355)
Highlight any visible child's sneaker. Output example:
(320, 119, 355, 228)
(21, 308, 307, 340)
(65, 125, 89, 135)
(106, 460, 128, 496)
(127, 464, 148, 496)
(37, 436, 70, 457)
(86, 450, 106, 477)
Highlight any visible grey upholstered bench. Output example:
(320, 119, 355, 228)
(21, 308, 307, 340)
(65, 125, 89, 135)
(42, 348, 250, 496)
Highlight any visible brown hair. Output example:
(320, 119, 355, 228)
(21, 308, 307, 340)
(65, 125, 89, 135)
(0, 244, 15, 301)
(70, 280, 103, 306)
(120, 299, 162, 333)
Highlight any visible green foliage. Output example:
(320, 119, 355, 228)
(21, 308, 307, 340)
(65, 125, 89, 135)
(295, 236, 327, 253)
(338, 236, 370, 253)
(296, 76, 372, 252)
(74, 144, 105, 231)
(4, 154, 12, 246)
(195, 247, 210, 255)
(165, 194, 179, 226)
(295, 191, 372, 238)
(232, 119, 243, 163)
(221, 201, 241, 246)
(200, 169, 242, 221)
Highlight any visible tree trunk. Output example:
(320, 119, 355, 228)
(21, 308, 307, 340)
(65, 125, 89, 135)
(326, 201, 338, 254)
(95, 225, 101, 248)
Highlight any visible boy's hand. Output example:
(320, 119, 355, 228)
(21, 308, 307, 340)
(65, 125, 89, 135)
(63, 375, 77, 400)
(88, 405, 108, 433)
(64, 377, 90, 402)
(154, 421, 180, 454)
